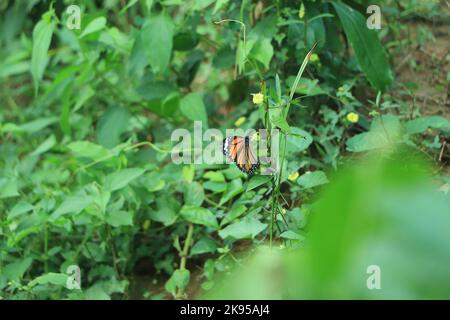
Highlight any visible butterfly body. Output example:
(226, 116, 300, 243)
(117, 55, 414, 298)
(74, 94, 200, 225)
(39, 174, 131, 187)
(223, 136, 259, 175)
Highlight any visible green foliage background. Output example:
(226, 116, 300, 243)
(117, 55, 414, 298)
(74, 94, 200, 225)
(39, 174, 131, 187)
(0, 0, 449, 299)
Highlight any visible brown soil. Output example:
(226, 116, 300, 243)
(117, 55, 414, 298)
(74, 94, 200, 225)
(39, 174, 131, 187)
(393, 22, 449, 119)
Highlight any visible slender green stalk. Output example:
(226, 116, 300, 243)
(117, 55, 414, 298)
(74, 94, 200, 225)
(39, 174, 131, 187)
(269, 42, 317, 247)
(176, 223, 194, 299)
(44, 224, 49, 273)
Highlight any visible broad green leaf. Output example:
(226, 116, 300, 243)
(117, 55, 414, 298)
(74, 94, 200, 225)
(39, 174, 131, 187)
(148, 196, 179, 226)
(184, 182, 204, 206)
(96, 106, 131, 148)
(29, 273, 68, 287)
(165, 269, 190, 296)
(19, 117, 58, 133)
(221, 204, 247, 226)
(246, 175, 272, 192)
(8, 201, 34, 220)
(219, 216, 267, 240)
(179, 93, 208, 127)
(287, 127, 313, 153)
(80, 17, 107, 38)
(287, 77, 326, 96)
(106, 210, 133, 227)
(332, 2, 393, 91)
(31, 18, 54, 94)
(182, 165, 195, 182)
(85, 285, 111, 300)
(190, 237, 218, 256)
(204, 181, 227, 193)
(192, 0, 215, 10)
(297, 171, 329, 189)
(142, 13, 174, 73)
(68, 141, 112, 161)
(51, 195, 93, 220)
(142, 172, 166, 192)
(2, 258, 33, 281)
(8, 226, 41, 247)
(270, 114, 291, 134)
(405, 116, 450, 135)
(250, 38, 274, 69)
(180, 206, 219, 229)
(346, 115, 401, 152)
(104, 168, 145, 192)
(219, 179, 244, 206)
(203, 171, 225, 182)
(0, 177, 19, 199)
(29, 135, 56, 157)
(280, 230, 305, 241)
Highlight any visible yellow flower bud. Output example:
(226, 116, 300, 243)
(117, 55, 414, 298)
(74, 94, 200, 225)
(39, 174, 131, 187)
(346, 112, 359, 123)
(299, 3, 305, 19)
(288, 171, 299, 182)
(234, 116, 246, 127)
(309, 53, 319, 63)
(251, 92, 264, 105)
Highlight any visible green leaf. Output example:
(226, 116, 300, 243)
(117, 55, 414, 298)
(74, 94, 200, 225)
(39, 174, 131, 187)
(51, 195, 94, 220)
(0, 177, 19, 199)
(219, 179, 244, 206)
(19, 117, 58, 133)
(203, 171, 225, 182)
(219, 216, 267, 240)
(270, 114, 291, 134)
(297, 171, 329, 189)
(8, 201, 34, 220)
(142, 13, 174, 73)
(2, 258, 33, 281)
(221, 204, 247, 226)
(68, 141, 112, 161)
(179, 93, 208, 127)
(96, 106, 131, 148)
(80, 17, 107, 38)
(165, 269, 190, 296)
(104, 168, 146, 192)
(180, 206, 219, 229)
(106, 210, 133, 227)
(280, 230, 304, 240)
(184, 182, 204, 206)
(29, 273, 68, 288)
(250, 38, 274, 69)
(287, 127, 313, 153)
(246, 175, 272, 192)
(405, 116, 450, 135)
(190, 237, 218, 256)
(204, 181, 227, 193)
(287, 77, 326, 96)
(148, 196, 179, 226)
(29, 135, 56, 157)
(31, 18, 54, 94)
(332, 2, 393, 91)
(346, 115, 401, 152)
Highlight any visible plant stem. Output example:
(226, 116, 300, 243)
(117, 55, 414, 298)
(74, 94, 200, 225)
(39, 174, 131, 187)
(179, 223, 194, 270)
(176, 223, 194, 299)
(44, 224, 49, 273)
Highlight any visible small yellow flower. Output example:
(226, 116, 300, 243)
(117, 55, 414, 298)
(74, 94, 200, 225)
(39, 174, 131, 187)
(251, 92, 264, 105)
(309, 53, 319, 63)
(346, 112, 359, 123)
(288, 171, 299, 182)
(299, 3, 305, 19)
(234, 116, 246, 127)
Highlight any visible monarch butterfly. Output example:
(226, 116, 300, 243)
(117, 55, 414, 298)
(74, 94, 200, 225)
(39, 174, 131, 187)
(223, 136, 259, 175)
